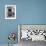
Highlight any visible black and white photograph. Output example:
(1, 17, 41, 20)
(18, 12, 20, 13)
(18, 24, 46, 46)
(5, 5, 16, 19)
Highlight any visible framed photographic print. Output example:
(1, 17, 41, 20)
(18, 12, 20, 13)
(18, 24, 46, 42)
(5, 5, 16, 19)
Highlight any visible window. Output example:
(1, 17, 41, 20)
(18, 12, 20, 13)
(5, 5, 16, 19)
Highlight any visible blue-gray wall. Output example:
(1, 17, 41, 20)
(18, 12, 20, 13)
(0, 0, 46, 44)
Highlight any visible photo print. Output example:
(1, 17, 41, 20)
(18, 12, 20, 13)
(5, 5, 16, 19)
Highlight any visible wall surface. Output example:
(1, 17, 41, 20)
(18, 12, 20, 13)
(0, 0, 17, 44)
(0, 0, 46, 44)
